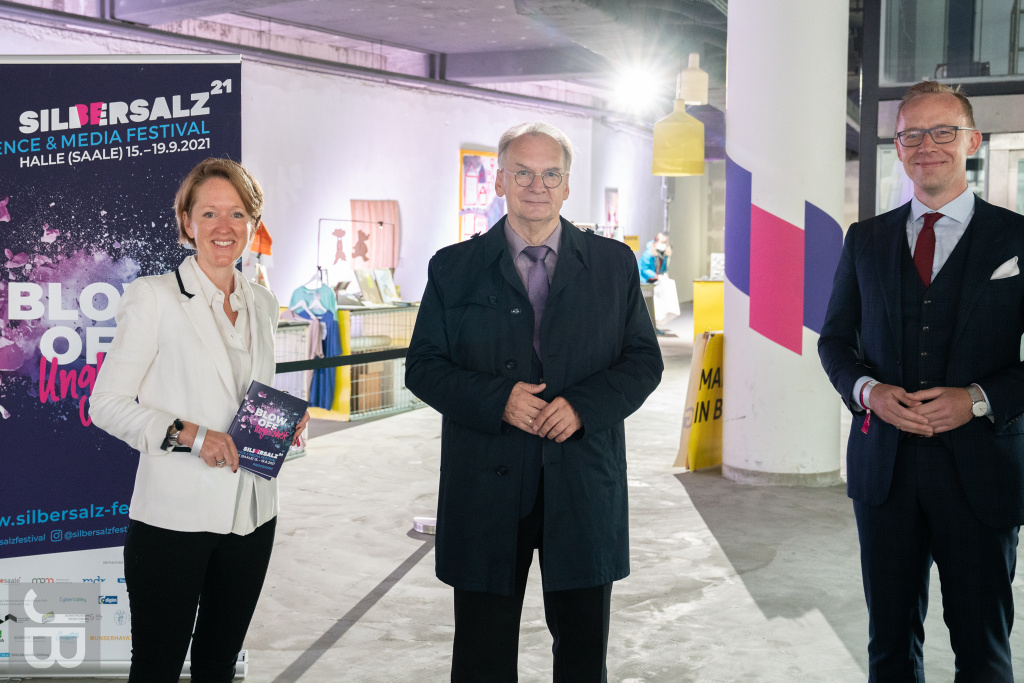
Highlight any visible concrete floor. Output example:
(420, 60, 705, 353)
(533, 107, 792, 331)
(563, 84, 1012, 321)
(21, 308, 1024, 682)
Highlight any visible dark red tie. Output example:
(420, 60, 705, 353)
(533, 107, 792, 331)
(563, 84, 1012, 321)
(914, 212, 942, 287)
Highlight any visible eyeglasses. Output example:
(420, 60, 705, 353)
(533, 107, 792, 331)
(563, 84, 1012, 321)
(895, 125, 975, 147)
(501, 168, 567, 189)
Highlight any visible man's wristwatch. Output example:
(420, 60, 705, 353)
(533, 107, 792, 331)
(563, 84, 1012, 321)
(966, 384, 988, 418)
(161, 418, 185, 452)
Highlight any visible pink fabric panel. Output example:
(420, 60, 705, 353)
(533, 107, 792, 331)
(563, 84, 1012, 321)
(749, 204, 804, 355)
(349, 200, 400, 269)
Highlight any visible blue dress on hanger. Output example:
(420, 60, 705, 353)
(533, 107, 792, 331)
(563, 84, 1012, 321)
(289, 284, 339, 410)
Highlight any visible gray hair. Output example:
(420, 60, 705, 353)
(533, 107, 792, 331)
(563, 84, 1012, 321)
(498, 122, 574, 172)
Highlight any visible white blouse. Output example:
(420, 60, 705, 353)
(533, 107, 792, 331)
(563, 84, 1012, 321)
(188, 257, 276, 535)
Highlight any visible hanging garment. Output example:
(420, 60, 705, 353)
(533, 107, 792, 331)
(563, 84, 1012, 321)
(290, 283, 337, 319)
(291, 309, 339, 410)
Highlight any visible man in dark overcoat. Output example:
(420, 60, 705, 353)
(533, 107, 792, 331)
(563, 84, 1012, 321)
(819, 81, 1024, 681)
(406, 121, 662, 681)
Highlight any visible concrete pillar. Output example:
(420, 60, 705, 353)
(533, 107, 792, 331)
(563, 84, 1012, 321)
(721, 0, 847, 485)
(667, 174, 708, 300)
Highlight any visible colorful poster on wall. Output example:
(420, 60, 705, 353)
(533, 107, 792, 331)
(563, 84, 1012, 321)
(458, 149, 504, 241)
(0, 55, 241, 674)
(605, 187, 619, 227)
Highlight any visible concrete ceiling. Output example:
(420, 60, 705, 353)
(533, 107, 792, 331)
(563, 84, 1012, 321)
(107, 0, 862, 152)
(112, 0, 730, 94)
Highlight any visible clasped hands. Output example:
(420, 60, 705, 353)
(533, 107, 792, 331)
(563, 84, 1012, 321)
(866, 384, 974, 436)
(502, 382, 581, 443)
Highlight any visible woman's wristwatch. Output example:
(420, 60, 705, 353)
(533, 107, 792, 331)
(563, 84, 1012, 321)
(161, 418, 186, 452)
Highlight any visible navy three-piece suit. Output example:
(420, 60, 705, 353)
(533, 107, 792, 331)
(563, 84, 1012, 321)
(819, 197, 1024, 681)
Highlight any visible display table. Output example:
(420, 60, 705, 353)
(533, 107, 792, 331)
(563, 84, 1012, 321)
(693, 280, 724, 338)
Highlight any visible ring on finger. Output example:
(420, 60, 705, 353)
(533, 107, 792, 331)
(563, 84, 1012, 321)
(528, 417, 534, 425)
(216, 459, 227, 467)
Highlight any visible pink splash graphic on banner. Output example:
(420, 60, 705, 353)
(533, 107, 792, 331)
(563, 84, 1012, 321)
(0, 191, 140, 426)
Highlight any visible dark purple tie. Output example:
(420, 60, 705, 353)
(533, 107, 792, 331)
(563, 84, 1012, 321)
(914, 212, 942, 287)
(523, 245, 550, 356)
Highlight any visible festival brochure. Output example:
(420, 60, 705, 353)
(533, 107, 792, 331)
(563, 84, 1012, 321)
(228, 381, 309, 480)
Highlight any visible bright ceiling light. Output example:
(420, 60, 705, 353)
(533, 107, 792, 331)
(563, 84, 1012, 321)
(612, 65, 669, 117)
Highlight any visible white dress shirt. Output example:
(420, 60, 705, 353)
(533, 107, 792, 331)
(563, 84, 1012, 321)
(854, 188, 990, 413)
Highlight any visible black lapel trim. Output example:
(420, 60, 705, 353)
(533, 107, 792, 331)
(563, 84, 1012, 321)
(175, 268, 195, 299)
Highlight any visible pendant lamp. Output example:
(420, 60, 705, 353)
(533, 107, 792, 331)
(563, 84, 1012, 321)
(652, 53, 708, 176)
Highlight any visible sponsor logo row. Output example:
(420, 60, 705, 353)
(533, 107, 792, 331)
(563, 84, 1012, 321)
(1, 576, 127, 584)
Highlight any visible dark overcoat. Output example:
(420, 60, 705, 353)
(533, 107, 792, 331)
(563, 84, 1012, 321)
(818, 198, 1024, 528)
(406, 217, 663, 595)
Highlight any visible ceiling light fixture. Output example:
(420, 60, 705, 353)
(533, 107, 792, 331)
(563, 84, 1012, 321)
(652, 53, 707, 176)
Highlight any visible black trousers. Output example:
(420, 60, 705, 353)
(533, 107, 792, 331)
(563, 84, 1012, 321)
(853, 438, 1017, 683)
(123, 517, 276, 683)
(452, 476, 612, 682)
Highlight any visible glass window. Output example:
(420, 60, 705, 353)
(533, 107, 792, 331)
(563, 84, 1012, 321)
(1017, 158, 1024, 209)
(882, 0, 1024, 84)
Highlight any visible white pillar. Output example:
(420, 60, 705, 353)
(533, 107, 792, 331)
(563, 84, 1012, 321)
(721, 0, 847, 485)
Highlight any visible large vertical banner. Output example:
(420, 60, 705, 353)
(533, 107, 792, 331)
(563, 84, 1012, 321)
(0, 55, 241, 675)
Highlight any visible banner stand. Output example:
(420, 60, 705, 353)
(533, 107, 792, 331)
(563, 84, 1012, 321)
(1, 54, 242, 677)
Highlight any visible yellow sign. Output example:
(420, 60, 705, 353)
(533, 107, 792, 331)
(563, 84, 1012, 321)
(624, 235, 640, 252)
(674, 331, 723, 470)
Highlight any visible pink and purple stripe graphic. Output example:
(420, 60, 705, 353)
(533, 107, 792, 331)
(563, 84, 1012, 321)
(724, 156, 843, 355)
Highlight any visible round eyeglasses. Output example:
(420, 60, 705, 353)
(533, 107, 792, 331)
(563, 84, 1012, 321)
(501, 168, 567, 189)
(895, 125, 975, 147)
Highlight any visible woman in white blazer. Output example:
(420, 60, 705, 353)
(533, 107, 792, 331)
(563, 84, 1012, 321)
(90, 158, 308, 683)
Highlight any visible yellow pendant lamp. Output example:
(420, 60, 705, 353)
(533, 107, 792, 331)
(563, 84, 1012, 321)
(653, 53, 707, 176)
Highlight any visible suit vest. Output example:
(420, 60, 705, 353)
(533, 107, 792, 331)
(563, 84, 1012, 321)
(900, 224, 972, 393)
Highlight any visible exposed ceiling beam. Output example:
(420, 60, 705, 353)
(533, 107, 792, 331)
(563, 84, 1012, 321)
(512, 0, 726, 71)
(445, 46, 609, 83)
(0, 1, 621, 120)
(113, 0, 279, 26)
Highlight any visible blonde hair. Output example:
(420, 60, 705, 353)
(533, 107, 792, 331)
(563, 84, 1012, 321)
(174, 157, 264, 247)
(896, 81, 976, 129)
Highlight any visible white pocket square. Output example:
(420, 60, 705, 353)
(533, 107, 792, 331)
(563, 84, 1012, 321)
(991, 256, 1019, 280)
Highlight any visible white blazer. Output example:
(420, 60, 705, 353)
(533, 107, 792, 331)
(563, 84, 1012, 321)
(91, 256, 280, 534)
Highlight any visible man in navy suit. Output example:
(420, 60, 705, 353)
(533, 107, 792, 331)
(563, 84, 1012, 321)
(819, 81, 1024, 681)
